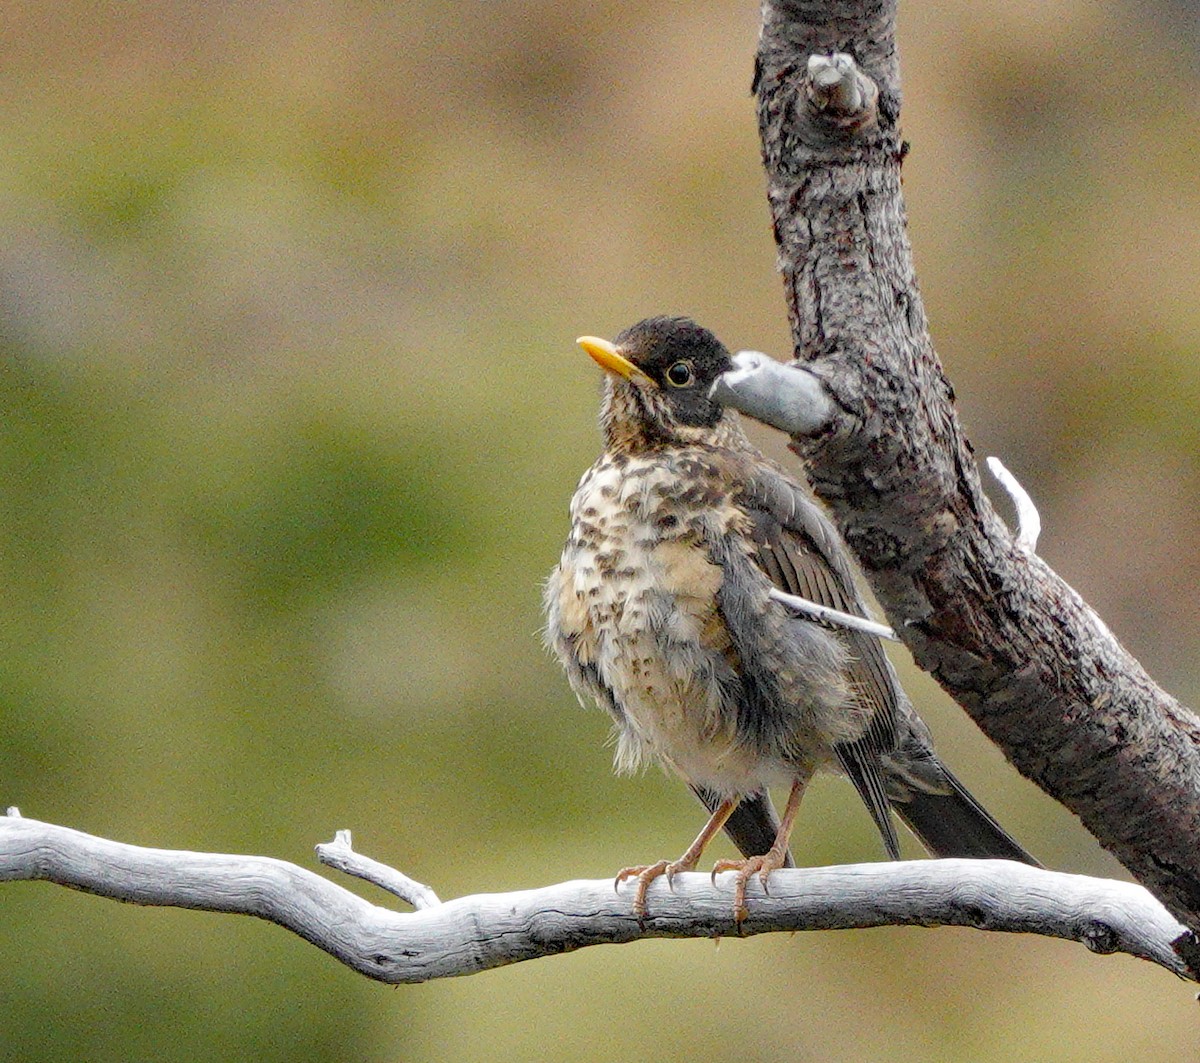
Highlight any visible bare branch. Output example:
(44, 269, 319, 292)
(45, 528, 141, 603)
(1, 813, 1196, 983)
(753, 7, 1200, 939)
(316, 830, 441, 910)
(709, 350, 834, 435)
(986, 456, 1041, 552)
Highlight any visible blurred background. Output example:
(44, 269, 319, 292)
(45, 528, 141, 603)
(2, 1, 1198, 1060)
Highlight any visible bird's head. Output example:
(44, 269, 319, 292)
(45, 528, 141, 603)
(578, 316, 739, 453)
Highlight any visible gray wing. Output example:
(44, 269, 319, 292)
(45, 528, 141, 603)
(733, 463, 1037, 866)
(734, 466, 903, 858)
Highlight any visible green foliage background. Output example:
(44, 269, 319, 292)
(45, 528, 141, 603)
(2, 2, 1199, 1059)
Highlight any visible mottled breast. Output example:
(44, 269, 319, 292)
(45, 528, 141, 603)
(545, 449, 784, 794)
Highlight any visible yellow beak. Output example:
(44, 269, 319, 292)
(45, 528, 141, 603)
(577, 336, 656, 386)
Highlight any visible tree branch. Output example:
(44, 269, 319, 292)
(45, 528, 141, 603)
(1, 812, 1196, 983)
(750, 2, 1200, 942)
(315, 829, 441, 910)
(985, 456, 1041, 553)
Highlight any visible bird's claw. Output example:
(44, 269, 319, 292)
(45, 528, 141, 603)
(614, 857, 696, 917)
(711, 854, 784, 923)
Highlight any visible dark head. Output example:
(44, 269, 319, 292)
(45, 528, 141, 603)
(577, 316, 739, 453)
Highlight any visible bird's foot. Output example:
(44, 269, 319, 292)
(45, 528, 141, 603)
(710, 849, 787, 923)
(614, 856, 698, 918)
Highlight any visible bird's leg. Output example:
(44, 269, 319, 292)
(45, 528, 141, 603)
(615, 797, 737, 918)
(712, 776, 807, 922)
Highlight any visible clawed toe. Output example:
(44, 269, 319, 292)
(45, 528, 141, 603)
(711, 852, 787, 922)
(614, 858, 697, 917)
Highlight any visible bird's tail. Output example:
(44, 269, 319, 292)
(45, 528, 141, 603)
(889, 757, 1039, 866)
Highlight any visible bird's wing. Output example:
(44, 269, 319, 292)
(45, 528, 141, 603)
(733, 462, 1039, 866)
(734, 463, 904, 858)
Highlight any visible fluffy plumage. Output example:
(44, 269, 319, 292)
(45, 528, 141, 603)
(545, 316, 1036, 917)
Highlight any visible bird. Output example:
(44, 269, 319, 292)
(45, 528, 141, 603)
(543, 315, 1038, 921)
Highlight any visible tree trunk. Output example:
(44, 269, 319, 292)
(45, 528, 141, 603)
(753, 0, 1200, 951)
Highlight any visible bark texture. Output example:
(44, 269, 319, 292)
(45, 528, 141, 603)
(755, 0, 1200, 947)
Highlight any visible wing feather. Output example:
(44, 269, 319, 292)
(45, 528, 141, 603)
(736, 466, 903, 856)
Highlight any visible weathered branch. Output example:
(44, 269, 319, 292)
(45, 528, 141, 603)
(316, 829, 442, 909)
(751, 2, 1200, 942)
(985, 456, 1041, 553)
(710, 350, 834, 435)
(1, 812, 1196, 982)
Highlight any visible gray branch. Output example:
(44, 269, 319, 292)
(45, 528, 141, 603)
(315, 829, 441, 910)
(1, 812, 1196, 983)
(709, 350, 834, 435)
(752, 3, 1200, 942)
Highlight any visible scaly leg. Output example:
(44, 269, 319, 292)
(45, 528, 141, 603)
(711, 776, 807, 922)
(616, 797, 737, 918)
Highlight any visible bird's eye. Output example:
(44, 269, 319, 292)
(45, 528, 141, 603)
(666, 361, 695, 388)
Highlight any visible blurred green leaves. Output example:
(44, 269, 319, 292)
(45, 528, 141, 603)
(187, 417, 471, 618)
(1, 1, 1198, 1060)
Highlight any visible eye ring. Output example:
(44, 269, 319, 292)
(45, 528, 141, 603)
(665, 360, 695, 388)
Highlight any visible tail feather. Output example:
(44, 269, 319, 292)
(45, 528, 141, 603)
(890, 760, 1040, 866)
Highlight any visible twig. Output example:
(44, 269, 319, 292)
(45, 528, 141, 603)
(769, 587, 899, 641)
(986, 457, 1041, 552)
(316, 830, 441, 910)
(709, 351, 834, 435)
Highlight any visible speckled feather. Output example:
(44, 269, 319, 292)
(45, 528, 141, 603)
(546, 444, 864, 795)
(545, 316, 1036, 866)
